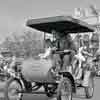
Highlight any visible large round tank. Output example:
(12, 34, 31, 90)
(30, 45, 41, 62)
(21, 58, 54, 82)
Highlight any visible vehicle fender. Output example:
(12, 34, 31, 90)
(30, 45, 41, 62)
(59, 71, 76, 93)
(15, 78, 25, 90)
(7, 77, 25, 90)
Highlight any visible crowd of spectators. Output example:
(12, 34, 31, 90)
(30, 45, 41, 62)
(73, 32, 99, 57)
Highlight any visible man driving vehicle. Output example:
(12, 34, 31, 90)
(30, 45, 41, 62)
(51, 30, 77, 72)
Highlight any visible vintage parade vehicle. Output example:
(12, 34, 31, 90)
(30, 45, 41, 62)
(4, 16, 100, 100)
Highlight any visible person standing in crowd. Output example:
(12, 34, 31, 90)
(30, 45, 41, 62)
(73, 34, 90, 79)
(5, 53, 17, 76)
(90, 33, 99, 56)
(81, 34, 93, 87)
(73, 34, 93, 85)
(0, 51, 5, 71)
(9, 54, 17, 69)
(73, 34, 82, 51)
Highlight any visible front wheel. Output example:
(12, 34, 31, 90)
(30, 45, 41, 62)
(57, 77, 72, 100)
(4, 78, 23, 100)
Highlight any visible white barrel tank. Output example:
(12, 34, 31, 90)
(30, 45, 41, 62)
(21, 58, 54, 82)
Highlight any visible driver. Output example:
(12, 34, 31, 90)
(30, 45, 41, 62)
(51, 30, 77, 72)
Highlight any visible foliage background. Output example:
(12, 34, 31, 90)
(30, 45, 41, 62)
(0, 30, 44, 59)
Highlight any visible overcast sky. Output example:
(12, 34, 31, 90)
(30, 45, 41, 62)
(0, 0, 100, 42)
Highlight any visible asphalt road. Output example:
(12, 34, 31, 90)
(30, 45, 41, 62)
(0, 78, 100, 100)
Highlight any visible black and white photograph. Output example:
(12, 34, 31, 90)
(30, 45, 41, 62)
(0, 0, 100, 100)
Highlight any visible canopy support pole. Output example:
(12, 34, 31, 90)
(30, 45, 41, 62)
(44, 32, 46, 48)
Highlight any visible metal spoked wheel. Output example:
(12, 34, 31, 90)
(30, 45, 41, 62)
(57, 77, 72, 100)
(4, 78, 23, 100)
(85, 78, 94, 99)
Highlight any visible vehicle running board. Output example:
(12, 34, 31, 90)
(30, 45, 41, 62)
(72, 94, 86, 98)
(18, 90, 46, 94)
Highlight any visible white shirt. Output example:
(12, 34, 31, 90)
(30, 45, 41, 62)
(39, 47, 52, 59)
(75, 46, 86, 61)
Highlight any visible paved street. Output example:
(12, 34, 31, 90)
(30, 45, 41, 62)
(0, 79, 100, 100)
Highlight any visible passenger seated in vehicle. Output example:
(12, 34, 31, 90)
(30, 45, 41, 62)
(39, 39, 53, 59)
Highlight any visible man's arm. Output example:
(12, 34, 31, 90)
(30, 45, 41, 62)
(40, 47, 51, 58)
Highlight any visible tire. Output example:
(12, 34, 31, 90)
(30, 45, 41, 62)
(57, 77, 72, 100)
(85, 78, 94, 99)
(4, 78, 23, 100)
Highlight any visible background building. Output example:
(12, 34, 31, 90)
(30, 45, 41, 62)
(74, 5, 100, 49)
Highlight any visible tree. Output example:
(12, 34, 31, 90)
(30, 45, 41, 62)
(1, 30, 44, 58)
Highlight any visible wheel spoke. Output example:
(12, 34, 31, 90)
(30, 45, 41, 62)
(57, 78, 72, 100)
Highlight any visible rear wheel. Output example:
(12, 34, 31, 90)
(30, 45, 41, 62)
(4, 78, 23, 100)
(57, 77, 72, 100)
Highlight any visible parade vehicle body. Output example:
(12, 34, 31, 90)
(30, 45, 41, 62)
(4, 16, 100, 100)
